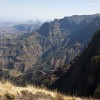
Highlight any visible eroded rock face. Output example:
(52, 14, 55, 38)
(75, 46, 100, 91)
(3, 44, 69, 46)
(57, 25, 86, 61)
(0, 34, 42, 72)
(34, 15, 100, 73)
(0, 14, 100, 74)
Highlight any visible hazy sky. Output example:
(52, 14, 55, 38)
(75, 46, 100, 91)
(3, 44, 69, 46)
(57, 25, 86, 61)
(0, 0, 100, 21)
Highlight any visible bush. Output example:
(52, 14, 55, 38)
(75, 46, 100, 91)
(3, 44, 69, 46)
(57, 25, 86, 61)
(54, 93, 64, 100)
(5, 92, 15, 99)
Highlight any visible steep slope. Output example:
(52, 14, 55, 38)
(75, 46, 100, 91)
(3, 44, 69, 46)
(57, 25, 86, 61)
(71, 16, 100, 46)
(50, 30, 100, 98)
(32, 17, 78, 72)
(62, 16, 100, 63)
(0, 33, 42, 72)
(38, 19, 70, 52)
(33, 14, 100, 72)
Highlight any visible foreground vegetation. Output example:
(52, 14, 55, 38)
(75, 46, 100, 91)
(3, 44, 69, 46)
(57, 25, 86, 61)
(0, 81, 96, 100)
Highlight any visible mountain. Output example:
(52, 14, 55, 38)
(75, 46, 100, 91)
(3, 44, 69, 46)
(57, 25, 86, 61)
(0, 14, 100, 99)
(0, 33, 42, 72)
(0, 14, 100, 77)
(2, 14, 99, 88)
(0, 21, 41, 37)
(71, 16, 100, 46)
(50, 30, 100, 98)
(33, 14, 100, 73)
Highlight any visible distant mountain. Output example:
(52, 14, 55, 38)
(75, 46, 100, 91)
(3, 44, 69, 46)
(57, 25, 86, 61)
(0, 21, 41, 37)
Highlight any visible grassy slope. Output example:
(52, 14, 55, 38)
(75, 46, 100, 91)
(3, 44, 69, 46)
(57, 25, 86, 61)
(0, 82, 95, 100)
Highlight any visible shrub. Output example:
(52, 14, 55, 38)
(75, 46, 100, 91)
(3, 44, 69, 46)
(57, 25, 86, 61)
(5, 92, 15, 99)
(54, 93, 64, 100)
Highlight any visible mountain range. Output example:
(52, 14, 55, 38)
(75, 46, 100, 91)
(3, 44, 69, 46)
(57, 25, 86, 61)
(0, 14, 100, 99)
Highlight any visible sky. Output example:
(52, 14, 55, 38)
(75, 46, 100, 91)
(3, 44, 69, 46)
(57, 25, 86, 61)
(0, 0, 100, 21)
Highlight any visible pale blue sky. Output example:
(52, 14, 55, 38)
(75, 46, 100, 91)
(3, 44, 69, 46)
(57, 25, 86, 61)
(0, 0, 100, 21)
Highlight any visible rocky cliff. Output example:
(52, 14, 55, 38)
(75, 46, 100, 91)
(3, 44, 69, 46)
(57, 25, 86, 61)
(50, 30, 100, 98)
(33, 14, 100, 72)
(0, 33, 42, 72)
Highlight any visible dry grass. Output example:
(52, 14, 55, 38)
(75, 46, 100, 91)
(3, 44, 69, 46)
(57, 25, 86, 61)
(0, 81, 95, 100)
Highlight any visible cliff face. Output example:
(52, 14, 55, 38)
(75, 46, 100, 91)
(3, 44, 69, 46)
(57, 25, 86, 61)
(38, 19, 69, 53)
(0, 33, 42, 72)
(33, 15, 100, 72)
(50, 30, 100, 98)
